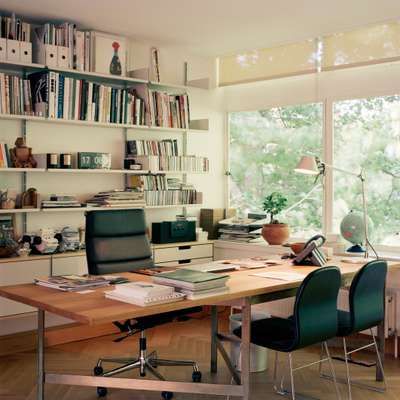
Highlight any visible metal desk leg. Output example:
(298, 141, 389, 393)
(241, 298, 251, 400)
(210, 305, 218, 373)
(376, 320, 385, 382)
(37, 309, 45, 400)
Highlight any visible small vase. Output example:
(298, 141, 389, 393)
(261, 223, 290, 245)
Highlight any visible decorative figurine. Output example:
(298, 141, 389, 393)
(20, 188, 39, 209)
(9, 137, 37, 168)
(0, 189, 16, 209)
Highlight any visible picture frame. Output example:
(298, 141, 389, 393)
(91, 31, 127, 76)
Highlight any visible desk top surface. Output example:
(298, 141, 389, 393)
(1, 259, 399, 326)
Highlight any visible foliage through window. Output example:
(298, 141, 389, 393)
(333, 95, 400, 246)
(229, 103, 323, 237)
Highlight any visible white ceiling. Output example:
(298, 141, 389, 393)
(1, 0, 400, 56)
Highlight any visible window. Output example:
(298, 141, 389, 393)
(333, 95, 400, 246)
(229, 103, 323, 237)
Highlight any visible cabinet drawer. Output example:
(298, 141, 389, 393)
(52, 255, 88, 276)
(153, 244, 213, 263)
(0, 259, 51, 317)
(157, 257, 213, 267)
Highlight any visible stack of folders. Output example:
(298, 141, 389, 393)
(153, 269, 229, 300)
(105, 281, 186, 307)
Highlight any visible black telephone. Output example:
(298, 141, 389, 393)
(293, 234, 327, 267)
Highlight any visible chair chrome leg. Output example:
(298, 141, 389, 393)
(146, 361, 166, 381)
(97, 357, 137, 366)
(324, 342, 341, 400)
(154, 358, 199, 371)
(288, 353, 296, 400)
(102, 359, 141, 377)
(343, 338, 352, 400)
(370, 328, 387, 391)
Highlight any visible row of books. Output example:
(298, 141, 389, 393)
(0, 74, 33, 115)
(126, 139, 179, 157)
(0, 142, 11, 168)
(0, 14, 31, 42)
(148, 90, 190, 129)
(130, 155, 209, 173)
(34, 23, 91, 71)
(29, 72, 146, 125)
(86, 190, 145, 208)
(144, 190, 202, 206)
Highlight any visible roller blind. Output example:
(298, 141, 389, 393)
(218, 21, 400, 86)
(218, 39, 318, 86)
(322, 21, 400, 70)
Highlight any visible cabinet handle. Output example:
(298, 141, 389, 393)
(178, 259, 191, 264)
(178, 245, 191, 250)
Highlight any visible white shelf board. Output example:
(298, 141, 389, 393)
(0, 60, 45, 73)
(49, 66, 148, 85)
(0, 168, 46, 173)
(0, 114, 208, 133)
(42, 206, 145, 213)
(146, 204, 203, 209)
(0, 208, 40, 214)
(46, 168, 150, 175)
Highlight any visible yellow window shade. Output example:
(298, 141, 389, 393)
(322, 21, 400, 70)
(218, 39, 317, 86)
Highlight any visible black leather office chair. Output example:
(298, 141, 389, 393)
(85, 209, 201, 399)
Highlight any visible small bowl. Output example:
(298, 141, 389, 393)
(290, 242, 305, 255)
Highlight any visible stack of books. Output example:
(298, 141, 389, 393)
(148, 90, 190, 129)
(42, 195, 82, 209)
(218, 217, 263, 242)
(1, 14, 31, 41)
(86, 189, 145, 208)
(105, 281, 186, 307)
(0, 142, 11, 168)
(153, 269, 229, 300)
(0, 73, 33, 115)
(29, 71, 146, 124)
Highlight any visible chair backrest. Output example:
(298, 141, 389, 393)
(85, 209, 154, 275)
(349, 259, 388, 333)
(293, 266, 341, 350)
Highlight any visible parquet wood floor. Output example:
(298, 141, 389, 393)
(1, 315, 399, 399)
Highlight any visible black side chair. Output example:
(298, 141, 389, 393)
(233, 266, 342, 400)
(85, 209, 202, 399)
(322, 259, 388, 400)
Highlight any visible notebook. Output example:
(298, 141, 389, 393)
(153, 269, 229, 291)
(105, 291, 186, 307)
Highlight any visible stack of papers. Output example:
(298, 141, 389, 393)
(105, 281, 186, 306)
(153, 269, 229, 300)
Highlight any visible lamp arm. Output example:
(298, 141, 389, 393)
(321, 162, 361, 178)
(282, 183, 322, 215)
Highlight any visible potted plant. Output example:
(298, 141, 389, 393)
(261, 192, 290, 245)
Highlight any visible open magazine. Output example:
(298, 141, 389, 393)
(34, 275, 128, 291)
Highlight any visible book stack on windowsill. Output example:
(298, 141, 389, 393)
(153, 269, 229, 300)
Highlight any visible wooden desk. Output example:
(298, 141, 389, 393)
(0, 259, 398, 399)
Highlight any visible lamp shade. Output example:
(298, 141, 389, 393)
(294, 156, 320, 175)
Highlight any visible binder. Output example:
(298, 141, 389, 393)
(6, 39, 20, 62)
(20, 41, 32, 63)
(57, 46, 69, 68)
(0, 39, 6, 60)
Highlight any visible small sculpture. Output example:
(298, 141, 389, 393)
(9, 137, 37, 168)
(20, 188, 39, 209)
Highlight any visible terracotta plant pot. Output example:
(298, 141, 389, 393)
(261, 223, 290, 245)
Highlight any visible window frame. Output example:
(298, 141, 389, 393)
(225, 90, 400, 252)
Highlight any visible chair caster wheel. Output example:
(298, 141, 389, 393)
(93, 366, 103, 376)
(97, 387, 108, 397)
(161, 391, 173, 399)
(192, 370, 202, 382)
